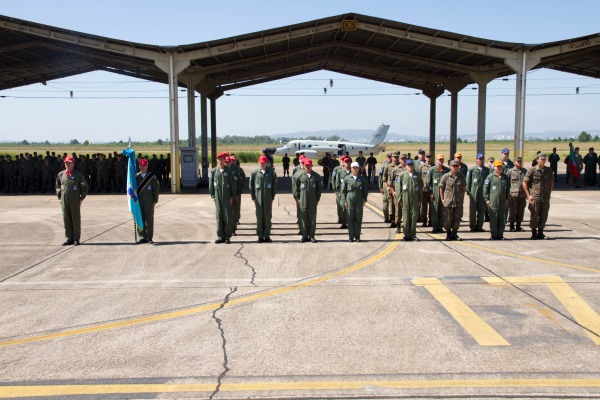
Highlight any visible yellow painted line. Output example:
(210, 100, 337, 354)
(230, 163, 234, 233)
(2, 379, 600, 397)
(0, 232, 401, 348)
(412, 277, 510, 346)
(484, 276, 600, 345)
(425, 231, 600, 274)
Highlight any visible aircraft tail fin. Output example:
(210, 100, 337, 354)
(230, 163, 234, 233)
(368, 124, 390, 146)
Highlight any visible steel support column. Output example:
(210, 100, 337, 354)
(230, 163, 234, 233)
(423, 86, 445, 158)
(449, 91, 459, 160)
(210, 97, 217, 168)
(187, 75, 196, 148)
(506, 51, 539, 158)
(200, 93, 208, 180)
(470, 74, 495, 157)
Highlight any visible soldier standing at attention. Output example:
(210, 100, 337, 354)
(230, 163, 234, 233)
(136, 158, 160, 244)
(501, 148, 515, 170)
(427, 154, 449, 233)
(55, 156, 88, 245)
(116, 154, 127, 193)
(210, 153, 235, 244)
(328, 154, 340, 191)
(454, 153, 468, 177)
(582, 147, 598, 186)
(281, 153, 290, 177)
(250, 155, 277, 243)
(484, 160, 509, 240)
(341, 162, 368, 242)
(378, 153, 392, 223)
(523, 152, 554, 240)
(548, 148, 560, 182)
(96, 153, 110, 193)
(384, 152, 400, 228)
(335, 156, 352, 229)
(506, 157, 527, 232)
(293, 158, 322, 243)
(418, 153, 433, 227)
(439, 160, 467, 241)
(391, 154, 407, 232)
(331, 155, 345, 223)
(397, 159, 421, 241)
(229, 155, 245, 233)
(41, 159, 54, 193)
(292, 155, 306, 233)
(319, 153, 332, 189)
(356, 151, 367, 177)
(466, 153, 489, 232)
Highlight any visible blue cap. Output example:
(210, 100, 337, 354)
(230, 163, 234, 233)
(406, 159, 415, 165)
(501, 148, 510, 154)
(476, 153, 484, 159)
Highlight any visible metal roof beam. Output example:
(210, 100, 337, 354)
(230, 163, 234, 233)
(0, 41, 39, 54)
(531, 34, 600, 60)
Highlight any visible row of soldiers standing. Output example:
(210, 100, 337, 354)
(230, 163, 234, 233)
(378, 148, 553, 241)
(1, 151, 171, 194)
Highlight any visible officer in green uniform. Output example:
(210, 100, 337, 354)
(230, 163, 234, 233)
(427, 154, 449, 233)
(291, 155, 306, 233)
(549, 148, 560, 182)
(341, 162, 368, 242)
(135, 158, 160, 244)
(454, 153, 468, 177)
(440, 160, 467, 241)
(484, 160, 509, 240)
(506, 157, 527, 232)
(55, 156, 88, 245)
(332, 156, 346, 224)
(228, 155, 245, 235)
(418, 153, 432, 227)
(335, 157, 352, 229)
(397, 159, 421, 241)
(378, 153, 392, 223)
(466, 153, 489, 232)
(501, 148, 514, 170)
(384, 152, 400, 227)
(523, 152, 554, 240)
(250, 155, 277, 243)
(293, 158, 322, 243)
(391, 154, 407, 232)
(209, 152, 235, 244)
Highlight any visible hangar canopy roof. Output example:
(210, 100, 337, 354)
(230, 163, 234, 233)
(1, 13, 599, 95)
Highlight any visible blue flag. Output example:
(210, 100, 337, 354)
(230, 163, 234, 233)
(122, 147, 144, 231)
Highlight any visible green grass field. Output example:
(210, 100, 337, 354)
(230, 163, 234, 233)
(0, 141, 589, 164)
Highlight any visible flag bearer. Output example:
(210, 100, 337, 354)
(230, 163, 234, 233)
(136, 158, 160, 244)
(484, 160, 509, 240)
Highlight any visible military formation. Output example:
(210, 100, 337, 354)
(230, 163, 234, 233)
(1, 151, 171, 194)
(8, 146, 566, 245)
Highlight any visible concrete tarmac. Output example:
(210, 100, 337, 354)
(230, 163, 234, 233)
(0, 175, 599, 399)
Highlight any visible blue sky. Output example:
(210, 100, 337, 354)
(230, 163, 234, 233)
(1, 0, 599, 142)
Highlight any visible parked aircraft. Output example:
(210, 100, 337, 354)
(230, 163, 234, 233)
(273, 124, 389, 159)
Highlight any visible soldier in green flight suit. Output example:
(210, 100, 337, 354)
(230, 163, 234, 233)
(250, 155, 277, 243)
(55, 156, 89, 245)
(228, 155, 245, 235)
(427, 153, 450, 233)
(341, 162, 368, 242)
(484, 160, 510, 240)
(332, 155, 346, 224)
(466, 153, 489, 232)
(506, 157, 528, 232)
(397, 159, 421, 241)
(293, 158, 322, 243)
(291, 155, 306, 233)
(454, 152, 468, 177)
(391, 154, 407, 232)
(136, 158, 160, 244)
(378, 153, 392, 223)
(209, 152, 235, 244)
(335, 157, 352, 229)
(384, 152, 400, 227)
(523, 152, 554, 240)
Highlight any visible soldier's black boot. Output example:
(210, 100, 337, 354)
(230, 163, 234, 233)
(509, 223, 515, 232)
(446, 230, 452, 241)
(516, 222, 524, 232)
(538, 229, 548, 240)
(452, 229, 462, 241)
(531, 228, 538, 240)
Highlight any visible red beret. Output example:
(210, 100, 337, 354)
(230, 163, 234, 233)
(344, 157, 352, 163)
(217, 153, 227, 159)
(230, 155, 236, 160)
(63, 156, 74, 163)
(303, 158, 313, 166)
(225, 157, 232, 163)
(139, 158, 148, 166)
(258, 155, 268, 163)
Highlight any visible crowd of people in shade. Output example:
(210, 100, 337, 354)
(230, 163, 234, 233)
(1, 151, 172, 194)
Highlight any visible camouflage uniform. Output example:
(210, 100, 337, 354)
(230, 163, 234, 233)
(439, 169, 466, 239)
(524, 163, 553, 239)
(506, 165, 528, 231)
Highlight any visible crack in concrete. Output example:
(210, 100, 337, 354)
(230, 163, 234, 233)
(234, 244, 257, 287)
(282, 205, 292, 217)
(209, 286, 238, 400)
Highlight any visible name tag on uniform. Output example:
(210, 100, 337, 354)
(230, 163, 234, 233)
(473, 178, 478, 183)
(416, 185, 419, 191)
(255, 185, 260, 189)
(433, 179, 438, 184)
(214, 182, 218, 186)
(70, 176, 75, 180)
(403, 184, 407, 190)
(223, 172, 227, 176)
(492, 185, 497, 191)
(147, 185, 152, 190)
(72, 185, 78, 190)
(396, 177, 400, 182)
(300, 183, 305, 188)
(267, 184, 272, 188)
